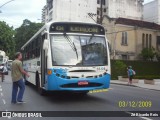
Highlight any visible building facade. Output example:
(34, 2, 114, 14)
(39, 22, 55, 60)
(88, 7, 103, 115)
(103, 16, 160, 60)
(143, 0, 160, 24)
(42, 0, 97, 23)
(97, 0, 144, 22)
(41, 5, 48, 23)
(42, 0, 144, 24)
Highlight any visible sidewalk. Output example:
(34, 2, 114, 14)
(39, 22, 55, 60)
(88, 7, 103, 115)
(111, 80, 160, 91)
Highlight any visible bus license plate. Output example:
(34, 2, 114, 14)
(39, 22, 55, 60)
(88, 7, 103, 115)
(78, 81, 88, 86)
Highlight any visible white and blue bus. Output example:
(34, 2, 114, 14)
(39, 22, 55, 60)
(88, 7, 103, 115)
(21, 22, 111, 95)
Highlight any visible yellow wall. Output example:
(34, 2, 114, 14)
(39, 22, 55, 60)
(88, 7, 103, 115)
(103, 17, 160, 60)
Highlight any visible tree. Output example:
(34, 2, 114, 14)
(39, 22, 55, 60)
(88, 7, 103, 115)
(140, 47, 156, 61)
(0, 21, 15, 59)
(14, 19, 44, 51)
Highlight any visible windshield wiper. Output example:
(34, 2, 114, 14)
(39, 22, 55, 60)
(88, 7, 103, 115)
(63, 33, 78, 59)
(89, 34, 94, 43)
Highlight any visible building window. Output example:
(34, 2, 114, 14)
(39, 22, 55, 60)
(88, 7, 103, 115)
(47, 0, 53, 10)
(142, 33, 145, 48)
(97, 0, 105, 5)
(104, 8, 106, 12)
(122, 55, 128, 60)
(97, 10, 100, 15)
(146, 34, 148, 48)
(149, 34, 152, 48)
(49, 11, 53, 22)
(121, 32, 128, 45)
(97, 0, 100, 4)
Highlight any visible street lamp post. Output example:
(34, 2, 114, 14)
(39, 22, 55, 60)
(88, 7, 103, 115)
(0, 0, 15, 13)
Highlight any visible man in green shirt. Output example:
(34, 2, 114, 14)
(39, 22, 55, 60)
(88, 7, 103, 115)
(11, 52, 29, 104)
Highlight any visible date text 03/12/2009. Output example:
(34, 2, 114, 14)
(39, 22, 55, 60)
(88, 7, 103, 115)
(118, 101, 152, 108)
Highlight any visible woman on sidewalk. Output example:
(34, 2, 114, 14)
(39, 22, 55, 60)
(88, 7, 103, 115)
(127, 66, 135, 85)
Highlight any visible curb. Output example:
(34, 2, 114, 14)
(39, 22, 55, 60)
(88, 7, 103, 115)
(110, 82, 137, 87)
(111, 82, 160, 91)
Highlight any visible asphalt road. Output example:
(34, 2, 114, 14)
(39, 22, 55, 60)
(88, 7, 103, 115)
(0, 73, 159, 120)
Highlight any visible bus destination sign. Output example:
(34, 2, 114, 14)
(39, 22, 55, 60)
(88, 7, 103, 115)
(50, 22, 105, 35)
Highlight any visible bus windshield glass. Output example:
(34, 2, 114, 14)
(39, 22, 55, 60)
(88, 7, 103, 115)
(50, 35, 108, 66)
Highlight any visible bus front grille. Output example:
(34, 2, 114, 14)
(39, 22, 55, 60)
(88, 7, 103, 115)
(60, 83, 102, 88)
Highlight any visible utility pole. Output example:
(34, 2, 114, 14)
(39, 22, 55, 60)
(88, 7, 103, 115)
(100, 0, 103, 24)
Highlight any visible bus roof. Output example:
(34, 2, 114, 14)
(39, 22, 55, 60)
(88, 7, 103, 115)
(21, 21, 105, 50)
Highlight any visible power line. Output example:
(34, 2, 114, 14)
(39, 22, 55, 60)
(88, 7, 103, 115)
(0, 0, 15, 9)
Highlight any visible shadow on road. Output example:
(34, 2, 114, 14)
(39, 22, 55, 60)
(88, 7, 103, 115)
(26, 83, 110, 104)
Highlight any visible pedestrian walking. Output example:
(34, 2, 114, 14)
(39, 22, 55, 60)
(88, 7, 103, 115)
(11, 52, 30, 104)
(127, 66, 136, 85)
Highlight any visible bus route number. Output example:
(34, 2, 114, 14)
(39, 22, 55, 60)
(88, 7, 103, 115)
(56, 26, 64, 31)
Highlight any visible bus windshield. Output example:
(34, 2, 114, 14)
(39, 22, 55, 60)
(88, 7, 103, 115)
(50, 35, 108, 66)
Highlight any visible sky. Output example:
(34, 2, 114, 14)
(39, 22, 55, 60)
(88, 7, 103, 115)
(0, 0, 46, 28)
(0, 0, 155, 28)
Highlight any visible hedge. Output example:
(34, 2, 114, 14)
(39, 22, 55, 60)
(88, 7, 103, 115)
(111, 60, 160, 80)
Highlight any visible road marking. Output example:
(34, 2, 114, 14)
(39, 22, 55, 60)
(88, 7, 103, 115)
(0, 88, 2, 91)
(1, 93, 3, 97)
(2, 99, 6, 104)
(125, 112, 153, 120)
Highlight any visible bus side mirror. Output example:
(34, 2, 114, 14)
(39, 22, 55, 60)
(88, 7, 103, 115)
(43, 39, 49, 51)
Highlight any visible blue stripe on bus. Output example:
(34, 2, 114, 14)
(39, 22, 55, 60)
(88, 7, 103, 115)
(44, 69, 110, 91)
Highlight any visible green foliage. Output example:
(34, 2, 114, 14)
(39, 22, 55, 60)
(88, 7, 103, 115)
(111, 60, 127, 79)
(14, 19, 44, 51)
(111, 60, 160, 80)
(134, 75, 160, 80)
(0, 21, 15, 59)
(140, 48, 156, 61)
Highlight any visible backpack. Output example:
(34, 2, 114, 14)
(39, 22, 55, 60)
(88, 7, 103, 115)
(132, 70, 136, 75)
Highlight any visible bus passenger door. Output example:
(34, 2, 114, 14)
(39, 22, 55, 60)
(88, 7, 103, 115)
(41, 34, 47, 88)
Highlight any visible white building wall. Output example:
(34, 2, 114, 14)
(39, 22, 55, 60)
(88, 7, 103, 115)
(46, 0, 97, 23)
(143, 0, 159, 23)
(107, 0, 143, 20)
